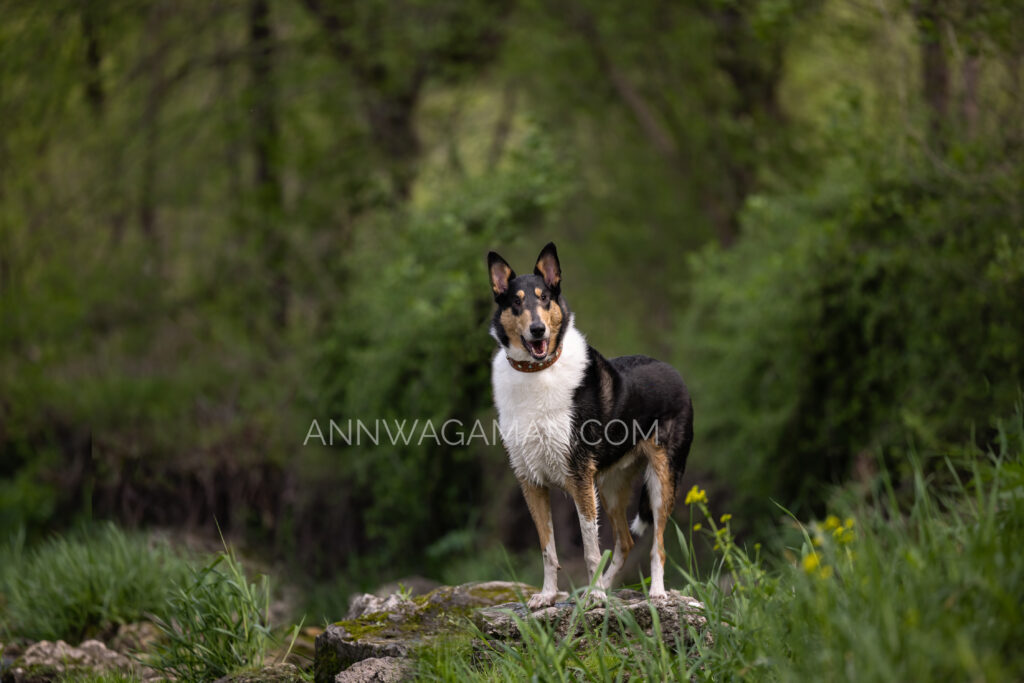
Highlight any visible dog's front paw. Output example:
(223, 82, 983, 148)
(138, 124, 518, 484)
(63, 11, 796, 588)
(648, 587, 668, 599)
(527, 591, 559, 609)
(583, 588, 608, 606)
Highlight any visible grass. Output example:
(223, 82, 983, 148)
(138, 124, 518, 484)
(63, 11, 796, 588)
(0, 522, 192, 642)
(0, 524, 281, 682)
(148, 547, 273, 681)
(3, 412, 1022, 681)
(416, 407, 1024, 681)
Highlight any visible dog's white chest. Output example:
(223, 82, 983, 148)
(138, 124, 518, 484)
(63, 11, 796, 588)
(491, 326, 588, 487)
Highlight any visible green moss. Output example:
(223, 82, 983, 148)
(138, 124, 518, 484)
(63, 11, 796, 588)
(332, 611, 389, 639)
(467, 585, 529, 604)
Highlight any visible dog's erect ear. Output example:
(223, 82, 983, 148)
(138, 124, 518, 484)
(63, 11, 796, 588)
(488, 251, 516, 298)
(534, 242, 561, 289)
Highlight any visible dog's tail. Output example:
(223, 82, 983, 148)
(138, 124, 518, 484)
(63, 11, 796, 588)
(630, 482, 653, 536)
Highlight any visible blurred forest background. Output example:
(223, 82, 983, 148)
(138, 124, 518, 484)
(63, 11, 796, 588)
(1, 0, 1022, 612)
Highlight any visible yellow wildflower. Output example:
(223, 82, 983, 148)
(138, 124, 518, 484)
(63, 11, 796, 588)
(720, 513, 732, 523)
(801, 552, 821, 573)
(684, 485, 708, 505)
(844, 517, 856, 528)
(818, 565, 834, 580)
(693, 523, 702, 531)
(823, 514, 841, 531)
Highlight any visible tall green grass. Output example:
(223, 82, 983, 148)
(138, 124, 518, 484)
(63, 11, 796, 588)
(148, 548, 273, 681)
(1, 524, 278, 682)
(0, 523, 192, 641)
(418, 408, 1024, 681)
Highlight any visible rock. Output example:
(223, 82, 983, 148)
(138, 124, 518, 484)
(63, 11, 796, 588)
(334, 656, 411, 683)
(109, 622, 162, 654)
(474, 589, 710, 648)
(3, 638, 161, 682)
(315, 581, 533, 683)
(314, 582, 710, 683)
(214, 662, 304, 682)
(471, 602, 532, 640)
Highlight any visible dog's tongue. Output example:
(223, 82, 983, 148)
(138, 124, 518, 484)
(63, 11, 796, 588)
(529, 339, 548, 357)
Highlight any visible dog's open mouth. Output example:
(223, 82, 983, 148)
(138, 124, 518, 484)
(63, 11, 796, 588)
(524, 337, 549, 360)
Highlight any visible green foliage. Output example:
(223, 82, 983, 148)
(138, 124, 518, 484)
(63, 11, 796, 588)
(149, 549, 272, 682)
(0, 523, 192, 642)
(681, 142, 1024, 516)
(314, 131, 569, 569)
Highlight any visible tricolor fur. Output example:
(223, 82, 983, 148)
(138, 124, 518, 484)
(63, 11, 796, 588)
(488, 243, 694, 606)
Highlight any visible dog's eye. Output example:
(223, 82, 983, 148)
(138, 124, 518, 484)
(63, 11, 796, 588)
(540, 293, 549, 303)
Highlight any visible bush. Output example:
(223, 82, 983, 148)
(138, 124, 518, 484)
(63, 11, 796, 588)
(0, 523, 192, 642)
(680, 148, 1024, 518)
(149, 549, 272, 682)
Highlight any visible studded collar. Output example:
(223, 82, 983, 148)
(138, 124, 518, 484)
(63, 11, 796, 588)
(506, 342, 563, 373)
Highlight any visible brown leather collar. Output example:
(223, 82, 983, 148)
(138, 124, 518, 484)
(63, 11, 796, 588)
(507, 342, 562, 372)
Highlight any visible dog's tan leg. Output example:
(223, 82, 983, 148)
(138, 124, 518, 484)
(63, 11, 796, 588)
(597, 475, 635, 590)
(566, 465, 606, 601)
(520, 479, 561, 608)
(641, 440, 675, 598)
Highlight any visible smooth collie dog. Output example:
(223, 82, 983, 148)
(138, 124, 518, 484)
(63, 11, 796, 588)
(487, 243, 693, 607)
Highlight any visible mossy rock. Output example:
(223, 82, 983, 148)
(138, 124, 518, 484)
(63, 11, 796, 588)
(314, 581, 534, 683)
(1, 638, 160, 683)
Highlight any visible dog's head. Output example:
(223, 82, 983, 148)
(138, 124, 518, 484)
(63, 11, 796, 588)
(487, 242, 570, 362)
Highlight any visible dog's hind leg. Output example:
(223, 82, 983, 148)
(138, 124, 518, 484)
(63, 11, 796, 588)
(519, 479, 561, 608)
(640, 439, 675, 598)
(597, 476, 635, 591)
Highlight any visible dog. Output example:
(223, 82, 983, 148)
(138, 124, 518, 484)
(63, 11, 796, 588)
(487, 242, 693, 607)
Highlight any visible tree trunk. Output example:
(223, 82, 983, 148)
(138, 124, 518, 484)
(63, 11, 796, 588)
(487, 83, 518, 171)
(915, 0, 949, 149)
(249, 0, 288, 329)
(568, 2, 742, 247)
(961, 55, 980, 138)
(80, 2, 105, 120)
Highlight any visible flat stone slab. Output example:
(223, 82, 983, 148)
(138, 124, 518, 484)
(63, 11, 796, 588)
(474, 589, 709, 646)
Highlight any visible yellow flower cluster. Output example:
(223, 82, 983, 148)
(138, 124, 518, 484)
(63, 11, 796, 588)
(822, 515, 856, 545)
(684, 484, 708, 505)
(801, 551, 833, 579)
(683, 485, 766, 588)
(801, 513, 857, 580)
